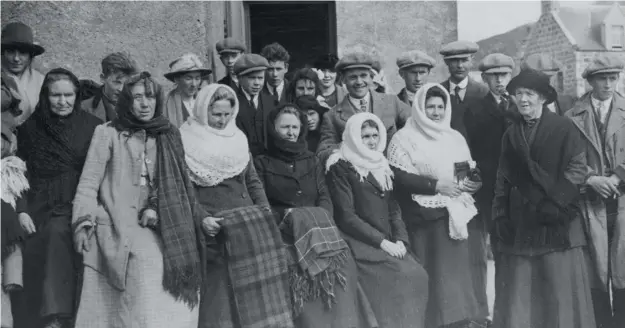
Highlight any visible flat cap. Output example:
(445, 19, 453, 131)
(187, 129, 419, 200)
(521, 53, 562, 72)
(396, 50, 436, 70)
(216, 37, 247, 54)
(582, 53, 624, 79)
(233, 53, 269, 76)
(335, 52, 376, 72)
(439, 40, 479, 59)
(479, 53, 515, 73)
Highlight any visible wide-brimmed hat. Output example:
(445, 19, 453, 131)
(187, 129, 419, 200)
(1, 22, 45, 56)
(164, 53, 212, 82)
(506, 69, 557, 104)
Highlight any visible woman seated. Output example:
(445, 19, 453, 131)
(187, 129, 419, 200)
(179, 83, 293, 328)
(294, 95, 327, 153)
(254, 104, 363, 328)
(72, 72, 203, 328)
(326, 112, 429, 328)
(387, 83, 486, 328)
(16, 68, 103, 328)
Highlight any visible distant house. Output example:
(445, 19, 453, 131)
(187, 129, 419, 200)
(474, 23, 534, 77)
(523, 0, 625, 97)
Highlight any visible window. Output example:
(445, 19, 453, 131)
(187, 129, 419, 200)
(611, 25, 624, 49)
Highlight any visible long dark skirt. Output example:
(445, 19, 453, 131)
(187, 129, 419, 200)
(199, 249, 236, 328)
(346, 234, 429, 328)
(408, 218, 489, 328)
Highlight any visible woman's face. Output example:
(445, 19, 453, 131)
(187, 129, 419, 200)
(207, 99, 234, 130)
(306, 109, 320, 131)
(361, 125, 380, 150)
(175, 72, 202, 98)
(319, 69, 337, 88)
(424, 96, 445, 123)
(1, 49, 31, 76)
(275, 113, 301, 142)
(295, 79, 316, 98)
(48, 79, 76, 117)
(513, 87, 545, 119)
(130, 84, 157, 122)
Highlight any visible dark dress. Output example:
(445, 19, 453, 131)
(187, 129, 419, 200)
(254, 154, 362, 328)
(327, 159, 429, 328)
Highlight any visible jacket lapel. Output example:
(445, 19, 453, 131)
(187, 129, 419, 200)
(365, 172, 384, 193)
(606, 93, 625, 141)
(337, 95, 356, 123)
(568, 95, 603, 158)
(397, 88, 409, 105)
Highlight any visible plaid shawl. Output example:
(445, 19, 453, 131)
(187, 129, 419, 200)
(279, 207, 349, 316)
(216, 205, 294, 328)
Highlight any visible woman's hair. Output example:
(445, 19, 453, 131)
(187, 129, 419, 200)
(274, 105, 302, 125)
(127, 74, 158, 98)
(361, 119, 379, 131)
(209, 86, 236, 108)
(425, 86, 447, 107)
(287, 68, 320, 102)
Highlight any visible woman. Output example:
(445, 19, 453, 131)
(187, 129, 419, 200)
(179, 83, 293, 328)
(326, 112, 429, 328)
(294, 95, 327, 153)
(254, 104, 363, 328)
(491, 69, 595, 328)
(14, 68, 102, 328)
(312, 54, 346, 109)
(387, 83, 486, 328)
(286, 68, 320, 103)
(72, 72, 204, 328)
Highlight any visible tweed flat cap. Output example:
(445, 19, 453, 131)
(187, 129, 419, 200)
(396, 50, 436, 70)
(521, 53, 562, 72)
(479, 53, 515, 73)
(233, 53, 269, 76)
(216, 38, 247, 54)
(582, 54, 624, 79)
(335, 53, 376, 72)
(440, 40, 479, 59)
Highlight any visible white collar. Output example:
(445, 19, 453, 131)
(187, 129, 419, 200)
(591, 94, 612, 109)
(268, 80, 285, 95)
(348, 92, 371, 110)
(450, 77, 469, 90)
(490, 91, 502, 104)
(241, 89, 257, 101)
(405, 89, 416, 103)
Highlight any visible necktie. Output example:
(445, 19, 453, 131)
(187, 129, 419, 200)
(499, 94, 509, 112)
(596, 103, 606, 124)
(360, 98, 368, 112)
(250, 96, 257, 111)
(454, 85, 462, 104)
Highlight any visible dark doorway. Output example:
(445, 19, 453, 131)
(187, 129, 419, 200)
(247, 1, 336, 75)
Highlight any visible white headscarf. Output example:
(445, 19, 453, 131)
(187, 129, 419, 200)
(179, 83, 250, 187)
(387, 83, 477, 240)
(326, 112, 393, 191)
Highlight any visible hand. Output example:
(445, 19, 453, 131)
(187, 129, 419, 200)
(316, 95, 332, 110)
(459, 180, 482, 194)
(436, 179, 462, 198)
(608, 174, 622, 197)
(18, 212, 36, 234)
(380, 239, 403, 258)
(587, 176, 619, 199)
(395, 241, 407, 258)
(202, 216, 224, 237)
(74, 226, 93, 254)
(139, 209, 159, 228)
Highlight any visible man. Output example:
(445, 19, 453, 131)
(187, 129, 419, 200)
(81, 52, 138, 122)
(216, 37, 246, 90)
(521, 53, 576, 115)
(260, 42, 289, 105)
(439, 40, 489, 138)
(163, 53, 212, 127)
(233, 53, 277, 156)
(396, 50, 436, 106)
(317, 52, 411, 164)
(565, 54, 625, 328)
(313, 53, 347, 108)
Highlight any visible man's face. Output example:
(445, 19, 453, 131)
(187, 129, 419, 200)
(100, 71, 131, 104)
(2, 48, 32, 75)
(482, 72, 512, 96)
(588, 73, 620, 101)
(399, 65, 430, 93)
(239, 70, 265, 96)
(175, 72, 203, 98)
(220, 51, 242, 75)
(445, 56, 472, 82)
(266, 60, 288, 87)
(343, 68, 372, 99)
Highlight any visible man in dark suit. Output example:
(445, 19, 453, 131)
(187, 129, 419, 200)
(396, 50, 436, 106)
(260, 42, 289, 106)
(317, 52, 411, 165)
(216, 37, 246, 90)
(233, 53, 278, 156)
(439, 40, 489, 138)
(521, 53, 576, 115)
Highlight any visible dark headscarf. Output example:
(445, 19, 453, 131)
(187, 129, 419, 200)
(266, 103, 315, 162)
(286, 68, 321, 103)
(295, 95, 328, 153)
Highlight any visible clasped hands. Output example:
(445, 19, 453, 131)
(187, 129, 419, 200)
(381, 239, 407, 259)
(587, 174, 622, 199)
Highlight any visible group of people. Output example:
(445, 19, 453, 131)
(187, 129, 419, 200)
(1, 19, 624, 328)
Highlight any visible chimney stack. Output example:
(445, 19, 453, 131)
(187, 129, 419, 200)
(541, 0, 560, 16)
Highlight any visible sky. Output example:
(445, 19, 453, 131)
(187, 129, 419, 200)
(457, 0, 594, 42)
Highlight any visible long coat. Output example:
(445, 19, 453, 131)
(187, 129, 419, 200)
(163, 89, 192, 128)
(317, 92, 411, 165)
(440, 78, 489, 138)
(566, 92, 625, 289)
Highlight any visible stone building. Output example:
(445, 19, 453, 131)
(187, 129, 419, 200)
(523, 0, 625, 97)
(1, 1, 458, 92)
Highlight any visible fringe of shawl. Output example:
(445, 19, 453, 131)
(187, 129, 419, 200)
(1, 156, 29, 209)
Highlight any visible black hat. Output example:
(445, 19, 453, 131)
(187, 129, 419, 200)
(314, 54, 339, 71)
(507, 69, 557, 104)
(1, 22, 45, 56)
(295, 95, 326, 116)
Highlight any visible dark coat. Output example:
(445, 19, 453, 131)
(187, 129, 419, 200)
(254, 154, 332, 219)
(80, 89, 116, 122)
(235, 90, 278, 157)
(397, 88, 412, 106)
(217, 74, 240, 91)
(391, 166, 444, 225)
(441, 78, 489, 139)
(326, 159, 409, 249)
(261, 80, 289, 107)
(555, 94, 577, 115)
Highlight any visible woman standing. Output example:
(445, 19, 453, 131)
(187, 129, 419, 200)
(491, 69, 595, 328)
(294, 96, 327, 153)
(286, 68, 320, 103)
(180, 83, 293, 328)
(313, 54, 346, 109)
(387, 83, 485, 328)
(72, 72, 203, 328)
(16, 68, 102, 328)
(326, 112, 429, 328)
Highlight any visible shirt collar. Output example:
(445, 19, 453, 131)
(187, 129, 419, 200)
(242, 89, 258, 103)
(348, 92, 371, 109)
(450, 77, 469, 90)
(490, 91, 502, 104)
(591, 94, 612, 109)
(405, 89, 416, 103)
(268, 80, 285, 95)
